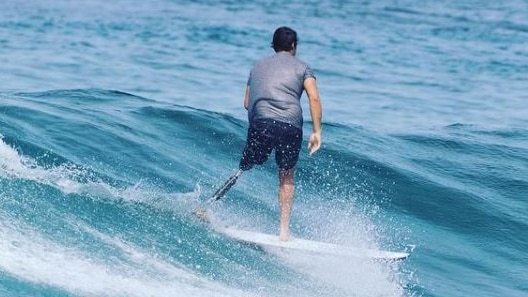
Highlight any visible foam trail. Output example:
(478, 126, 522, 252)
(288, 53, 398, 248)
(0, 212, 252, 297)
(277, 252, 405, 296)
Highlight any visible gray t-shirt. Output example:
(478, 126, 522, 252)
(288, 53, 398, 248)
(247, 52, 315, 129)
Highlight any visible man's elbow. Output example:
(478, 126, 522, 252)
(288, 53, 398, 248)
(309, 95, 321, 106)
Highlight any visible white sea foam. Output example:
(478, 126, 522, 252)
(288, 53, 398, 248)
(0, 212, 252, 297)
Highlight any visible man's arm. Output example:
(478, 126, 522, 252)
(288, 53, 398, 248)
(303, 77, 322, 155)
(243, 85, 250, 110)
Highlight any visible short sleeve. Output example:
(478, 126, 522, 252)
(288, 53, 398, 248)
(304, 64, 316, 81)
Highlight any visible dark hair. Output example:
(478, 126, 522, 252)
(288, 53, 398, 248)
(271, 26, 298, 52)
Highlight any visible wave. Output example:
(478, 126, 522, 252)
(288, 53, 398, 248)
(2, 88, 527, 296)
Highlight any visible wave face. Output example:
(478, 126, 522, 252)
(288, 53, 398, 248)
(1, 1, 527, 297)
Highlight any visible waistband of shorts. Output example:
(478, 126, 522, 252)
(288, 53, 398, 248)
(251, 119, 302, 131)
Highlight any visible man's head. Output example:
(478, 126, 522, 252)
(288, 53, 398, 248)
(271, 26, 298, 53)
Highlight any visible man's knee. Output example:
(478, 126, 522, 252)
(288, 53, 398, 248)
(279, 169, 295, 186)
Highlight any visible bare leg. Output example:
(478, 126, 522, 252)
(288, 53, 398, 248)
(278, 168, 295, 241)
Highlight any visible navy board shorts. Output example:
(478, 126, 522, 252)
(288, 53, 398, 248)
(239, 119, 303, 171)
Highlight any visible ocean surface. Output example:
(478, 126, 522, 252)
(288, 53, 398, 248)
(1, 0, 527, 296)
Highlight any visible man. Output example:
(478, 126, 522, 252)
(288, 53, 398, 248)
(238, 26, 322, 241)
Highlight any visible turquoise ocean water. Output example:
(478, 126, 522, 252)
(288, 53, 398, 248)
(1, 1, 527, 296)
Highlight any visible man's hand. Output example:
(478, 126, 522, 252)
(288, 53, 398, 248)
(308, 131, 321, 155)
(303, 77, 322, 156)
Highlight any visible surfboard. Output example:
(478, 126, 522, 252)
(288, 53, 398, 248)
(219, 228, 410, 260)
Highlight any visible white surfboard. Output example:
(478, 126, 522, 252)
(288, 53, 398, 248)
(220, 228, 410, 260)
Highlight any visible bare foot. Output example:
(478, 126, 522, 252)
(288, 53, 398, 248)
(279, 233, 293, 242)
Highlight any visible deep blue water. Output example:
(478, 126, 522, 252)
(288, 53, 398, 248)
(1, 1, 527, 296)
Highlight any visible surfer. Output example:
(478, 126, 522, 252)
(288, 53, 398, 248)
(197, 26, 322, 241)
(238, 26, 323, 241)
